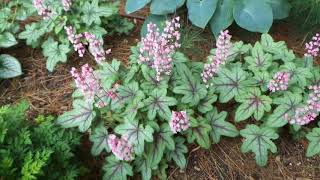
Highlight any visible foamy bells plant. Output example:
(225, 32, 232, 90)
(58, 19, 320, 179)
(18, 0, 125, 71)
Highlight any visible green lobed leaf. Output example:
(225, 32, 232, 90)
(95, 59, 121, 89)
(0, 32, 17, 48)
(210, 0, 234, 37)
(245, 42, 273, 72)
(81, 0, 117, 26)
(186, 0, 218, 28)
(0, 54, 22, 79)
(206, 108, 238, 143)
(167, 137, 188, 169)
(125, 0, 150, 14)
(306, 128, 320, 157)
(57, 99, 96, 132)
(260, 34, 286, 54)
(281, 62, 313, 87)
(187, 118, 212, 149)
(233, 0, 273, 33)
(134, 157, 152, 180)
(113, 81, 145, 106)
(115, 120, 154, 155)
(103, 156, 133, 180)
(240, 124, 279, 166)
(197, 89, 217, 114)
(89, 125, 110, 156)
(253, 71, 271, 92)
(143, 89, 177, 121)
(140, 65, 168, 93)
(235, 88, 272, 122)
(150, 0, 185, 15)
(18, 22, 45, 47)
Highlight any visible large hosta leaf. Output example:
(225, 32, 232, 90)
(240, 124, 279, 166)
(115, 120, 154, 155)
(103, 156, 133, 180)
(264, 0, 291, 19)
(306, 128, 320, 157)
(245, 42, 272, 72)
(187, 118, 212, 149)
(57, 99, 96, 132)
(0, 32, 17, 48)
(0, 54, 22, 79)
(235, 88, 272, 122)
(150, 0, 185, 15)
(210, 0, 234, 37)
(125, 0, 150, 14)
(147, 124, 174, 168)
(167, 137, 188, 169)
(89, 125, 110, 156)
(213, 64, 253, 103)
(233, 0, 273, 33)
(206, 108, 238, 143)
(95, 59, 121, 89)
(143, 89, 177, 121)
(265, 92, 302, 128)
(186, 0, 218, 28)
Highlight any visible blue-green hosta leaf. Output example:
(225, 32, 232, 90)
(41, 38, 70, 72)
(233, 0, 273, 33)
(141, 65, 168, 93)
(150, 0, 185, 15)
(57, 99, 96, 132)
(265, 92, 302, 128)
(167, 137, 188, 169)
(95, 59, 121, 89)
(81, 0, 117, 26)
(264, 0, 291, 19)
(103, 156, 133, 180)
(306, 128, 320, 157)
(0, 54, 22, 79)
(141, 15, 167, 37)
(213, 64, 254, 103)
(134, 157, 152, 180)
(281, 62, 313, 87)
(253, 71, 271, 92)
(260, 34, 286, 54)
(235, 88, 272, 122)
(206, 108, 238, 143)
(0, 32, 17, 48)
(143, 89, 177, 121)
(115, 120, 154, 155)
(197, 89, 217, 113)
(240, 124, 279, 166)
(186, 0, 218, 28)
(89, 125, 110, 156)
(245, 42, 272, 72)
(18, 22, 45, 47)
(125, 0, 150, 14)
(187, 118, 212, 149)
(210, 0, 234, 37)
(147, 124, 174, 168)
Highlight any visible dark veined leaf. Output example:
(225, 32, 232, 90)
(134, 157, 152, 180)
(213, 64, 254, 103)
(167, 137, 188, 169)
(260, 34, 286, 54)
(245, 42, 273, 72)
(235, 88, 272, 122)
(125, 0, 150, 14)
(115, 120, 154, 155)
(141, 14, 167, 37)
(210, 0, 234, 37)
(57, 99, 96, 132)
(143, 89, 177, 121)
(264, 0, 291, 19)
(206, 108, 238, 143)
(186, 0, 218, 28)
(113, 81, 145, 107)
(197, 89, 217, 113)
(240, 124, 279, 166)
(81, 0, 117, 26)
(18, 22, 45, 47)
(154, 160, 168, 180)
(306, 128, 320, 157)
(103, 156, 133, 180)
(233, 0, 273, 33)
(147, 124, 174, 168)
(265, 92, 302, 128)
(0, 32, 17, 48)
(141, 65, 168, 93)
(150, 0, 185, 15)
(89, 125, 110, 156)
(281, 62, 313, 87)
(124, 65, 138, 84)
(123, 99, 144, 122)
(229, 41, 252, 59)
(95, 59, 121, 89)
(253, 71, 271, 92)
(187, 118, 212, 149)
(0, 54, 22, 79)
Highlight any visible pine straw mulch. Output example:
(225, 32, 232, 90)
(1, 12, 320, 179)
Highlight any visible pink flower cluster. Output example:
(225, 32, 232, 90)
(268, 71, 291, 92)
(305, 33, 320, 58)
(70, 64, 100, 101)
(62, 0, 72, 11)
(108, 134, 134, 161)
(95, 83, 120, 108)
(33, 0, 54, 19)
(139, 17, 181, 81)
(65, 26, 111, 64)
(201, 30, 232, 87)
(286, 85, 320, 125)
(169, 111, 190, 134)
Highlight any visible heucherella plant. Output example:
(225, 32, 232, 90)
(18, 0, 133, 71)
(57, 15, 320, 178)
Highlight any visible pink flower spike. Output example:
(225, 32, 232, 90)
(268, 71, 291, 92)
(61, 0, 72, 11)
(169, 111, 190, 134)
(305, 33, 320, 58)
(108, 134, 134, 161)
